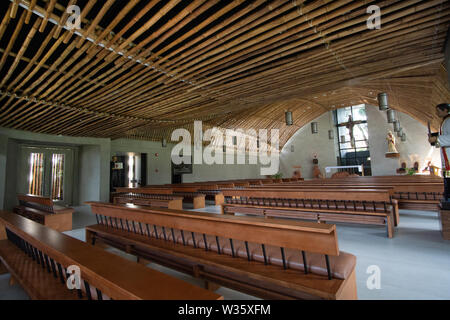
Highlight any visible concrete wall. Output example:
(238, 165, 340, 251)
(366, 105, 441, 176)
(78, 145, 101, 204)
(280, 112, 338, 179)
(111, 139, 263, 184)
(0, 135, 7, 209)
(183, 161, 263, 182)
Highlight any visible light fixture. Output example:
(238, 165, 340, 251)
(311, 122, 318, 134)
(397, 128, 403, 137)
(328, 130, 334, 140)
(162, 138, 167, 147)
(393, 120, 401, 132)
(291, 145, 294, 152)
(378, 92, 389, 111)
(401, 132, 406, 142)
(341, 135, 346, 143)
(387, 109, 396, 123)
(285, 111, 293, 126)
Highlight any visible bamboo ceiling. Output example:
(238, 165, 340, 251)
(0, 0, 449, 148)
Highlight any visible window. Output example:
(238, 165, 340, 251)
(334, 104, 371, 175)
(28, 153, 44, 196)
(51, 154, 64, 200)
(24, 149, 70, 202)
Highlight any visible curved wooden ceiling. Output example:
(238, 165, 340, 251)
(0, 0, 448, 148)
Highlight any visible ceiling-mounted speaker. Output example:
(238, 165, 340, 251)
(378, 92, 389, 111)
(223, 144, 226, 153)
(285, 111, 293, 126)
(311, 122, 318, 134)
(291, 145, 294, 152)
(162, 138, 167, 147)
(387, 109, 396, 123)
(397, 128, 403, 137)
(257, 138, 260, 149)
(232, 136, 237, 145)
(393, 120, 401, 132)
(401, 132, 406, 142)
(328, 130, 334, 140)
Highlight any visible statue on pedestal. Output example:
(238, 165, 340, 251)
(312, 154, 323, 179)
(385, 131, 400, 158)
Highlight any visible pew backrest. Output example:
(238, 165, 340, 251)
(87, 201, 340, 257)
(17, 194, 54, 213)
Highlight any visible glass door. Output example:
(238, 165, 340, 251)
(18, 146, 74, 206)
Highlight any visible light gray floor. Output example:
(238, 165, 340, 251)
(1, 204, 449, 300)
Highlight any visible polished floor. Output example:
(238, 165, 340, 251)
(1, 203, 450, 300)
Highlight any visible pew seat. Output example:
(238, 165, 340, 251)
(85, 202, 358, 300)
(0, 240, 81, 300)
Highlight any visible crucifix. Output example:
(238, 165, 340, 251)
(338, 115, 364, 148)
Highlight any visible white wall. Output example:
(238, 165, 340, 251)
(111, 139, 172, 185)
(280, 112, 338, 179)
(366, 105, 441, 175)
(111, 139, 263, 184)
(183, 161, 263, 182)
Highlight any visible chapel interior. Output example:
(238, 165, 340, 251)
(0, 0, 449, 301)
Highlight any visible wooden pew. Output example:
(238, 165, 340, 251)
(242, 184, 400, 224)
(85, 202, 358, 300)
(115, 187, 173, 194)
(113, 193, 183, 210)
(172, 192, 206, 209)
(13, 194, 74, 232)
(221, 188, 397, 238)
(0, 211, 222, 300)
(286, 177, 443, 211)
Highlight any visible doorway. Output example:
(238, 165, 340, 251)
(18, 145, 74, 206)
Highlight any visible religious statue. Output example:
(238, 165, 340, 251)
(312, 154, 323, 179)
(386, 131, 398, 153)
(422, 161, 440, 176)
(338, 115, 364, 148)
(396, 162, 407, 174)
(292, 165, 302, 179)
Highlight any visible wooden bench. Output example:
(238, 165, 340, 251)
(85, 202, 357, 300)
(0, 210, 221, 300)
(112, 193, 184, 210)
(197, 189, 225, 205)
(221, 188, 397, 238)
(172, 192, 206, 209)
(13, 194, 74, 232)
(286, 178, 443, 212)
